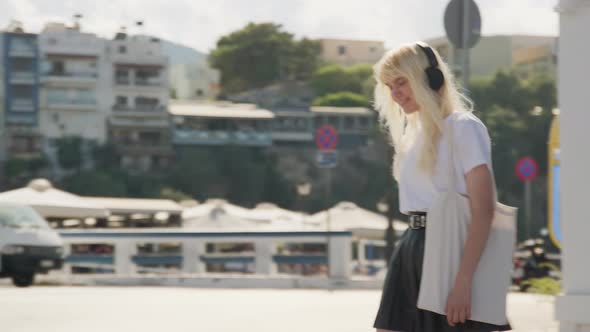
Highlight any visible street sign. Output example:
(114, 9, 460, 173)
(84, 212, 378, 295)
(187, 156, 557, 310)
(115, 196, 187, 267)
(516, 157, 539, 182)
(316, 150, 338, 168)
(315, 125, 339, 151)
(444, 0, 482, 49)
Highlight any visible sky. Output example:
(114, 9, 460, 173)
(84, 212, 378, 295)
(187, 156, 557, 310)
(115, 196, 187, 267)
(0, 0, 559, 54)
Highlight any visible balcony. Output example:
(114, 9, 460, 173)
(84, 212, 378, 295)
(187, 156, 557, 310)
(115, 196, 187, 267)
(112, 105, 167, 118)
(115, 143, 173, 156)
(115, 77, 131, 85)
(173, 129, 273, 147)
(109, 117, 169, 129)
(11, 98, 35, 112)
(10, 71, 36, 84)
(135, 77, 162, 87)
(9, 45, 36, 58)
(46, 97, 97, 111)
(42, 71, 98, 85)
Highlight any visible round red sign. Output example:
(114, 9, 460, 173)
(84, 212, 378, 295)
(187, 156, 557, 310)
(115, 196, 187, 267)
(516, 157, 538, 182)
(315, 125, 339, 151)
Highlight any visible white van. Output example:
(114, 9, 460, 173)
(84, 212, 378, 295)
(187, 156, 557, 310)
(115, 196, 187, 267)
(0, 203, 64, 287)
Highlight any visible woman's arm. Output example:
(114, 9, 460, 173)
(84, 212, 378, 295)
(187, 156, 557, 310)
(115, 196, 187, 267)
(445, 163, 495, 326)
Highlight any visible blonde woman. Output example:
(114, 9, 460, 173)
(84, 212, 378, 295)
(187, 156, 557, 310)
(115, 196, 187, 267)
(372, 42, 512, 332)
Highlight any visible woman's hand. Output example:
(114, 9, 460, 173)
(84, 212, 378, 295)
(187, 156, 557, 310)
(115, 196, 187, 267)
(445, 279, 472, 326)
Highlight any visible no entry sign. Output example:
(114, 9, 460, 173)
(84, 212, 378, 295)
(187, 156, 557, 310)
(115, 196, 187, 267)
(315, 125, 339, 151)
(516, 157, 538, 182)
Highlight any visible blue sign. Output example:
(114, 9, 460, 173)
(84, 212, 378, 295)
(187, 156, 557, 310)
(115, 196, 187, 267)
(551, 164, 562, 245)
(316, 150, 338, 168)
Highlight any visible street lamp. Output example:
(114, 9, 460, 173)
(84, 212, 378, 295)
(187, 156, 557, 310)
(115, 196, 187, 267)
(296, 181, 312, 196)
(296, 180, 312, 213)
(377, 198, 395, 262)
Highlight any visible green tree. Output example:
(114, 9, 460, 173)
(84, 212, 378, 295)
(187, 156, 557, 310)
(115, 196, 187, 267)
(167, 150, 226, 200)
(57, 137, 82, 170)
(3, 156, 48, 186)
(160, 187, 192, 202)
(309, 64, 373, 97)
(61, 171, 127, 197)
(287, 38, 322, 81)
(92, 144, 120, 173)
(470, 70, 557, 241)
(209, 22, 321, 93)
(312, 91, 370, 107)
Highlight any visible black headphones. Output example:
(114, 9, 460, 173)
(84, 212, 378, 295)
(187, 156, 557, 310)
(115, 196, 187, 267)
(416, 42, 444, 91)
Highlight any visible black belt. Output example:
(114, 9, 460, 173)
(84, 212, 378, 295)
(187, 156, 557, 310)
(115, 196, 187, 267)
(408, 211, 427, 229)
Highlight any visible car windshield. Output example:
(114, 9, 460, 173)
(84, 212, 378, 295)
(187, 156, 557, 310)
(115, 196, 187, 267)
(0, 205, 49, 229)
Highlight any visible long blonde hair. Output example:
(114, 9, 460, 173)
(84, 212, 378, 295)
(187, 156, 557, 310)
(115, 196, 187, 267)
(373, 42, 472, 180)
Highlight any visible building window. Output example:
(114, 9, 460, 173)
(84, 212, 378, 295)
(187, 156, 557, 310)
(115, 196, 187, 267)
(135, 96, 159, 111)
(115, 68, 129, 84)
(116, 96, 128, 107)
(359, 117, 369, 129)
(369, 46, 376, 53)
(139, 131, 162, 145)
(11, 58, 34, 72)
(48, 38, 57, 45)
(46, 88, 68, 103)
(195, 89, 203, 97)
(13, 85, 34, 99)
(296, 118, 307, 130)
(135, 68, 161, 86)
(51, 60, 64, 75)
(338, 45, 347, 56)
(344, 116, 355, 130)
(118, 45, 127, 54)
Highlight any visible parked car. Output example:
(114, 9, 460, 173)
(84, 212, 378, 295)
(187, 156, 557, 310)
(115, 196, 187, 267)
(0, 203, 64, 287)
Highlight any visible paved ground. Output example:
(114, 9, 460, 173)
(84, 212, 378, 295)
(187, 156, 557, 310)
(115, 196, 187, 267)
(0, 286, 557, 332)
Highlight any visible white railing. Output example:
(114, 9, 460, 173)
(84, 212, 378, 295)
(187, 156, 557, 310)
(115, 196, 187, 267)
(58, 229, 354, 279)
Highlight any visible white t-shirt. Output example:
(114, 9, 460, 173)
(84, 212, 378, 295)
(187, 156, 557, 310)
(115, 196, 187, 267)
(397, 111, 492, 214)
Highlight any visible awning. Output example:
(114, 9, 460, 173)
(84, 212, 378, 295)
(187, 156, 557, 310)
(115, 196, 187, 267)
(0, 179, 109, 218)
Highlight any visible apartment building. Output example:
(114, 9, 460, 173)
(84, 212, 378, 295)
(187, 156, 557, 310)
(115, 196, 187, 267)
(108, 33, 172, 171)
(426, 35, 557, 80)
(38, 23, 109, 144)
(318, 38, 385, 66)
(0, 26, 41, 160)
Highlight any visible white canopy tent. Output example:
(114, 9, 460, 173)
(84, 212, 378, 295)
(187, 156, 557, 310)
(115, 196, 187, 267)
(0, 179, 109, 219)
(83, 197, 183, 215)
(306, 201, 408, 239)
(182, 199, 252, 221)
(182, 200, 312, 231)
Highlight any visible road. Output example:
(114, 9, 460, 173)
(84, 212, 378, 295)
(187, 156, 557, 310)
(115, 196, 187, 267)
(0, 286, 557, 332)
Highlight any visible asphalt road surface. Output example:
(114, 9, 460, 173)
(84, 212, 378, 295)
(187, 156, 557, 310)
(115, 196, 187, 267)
(0, 286, 557, 332)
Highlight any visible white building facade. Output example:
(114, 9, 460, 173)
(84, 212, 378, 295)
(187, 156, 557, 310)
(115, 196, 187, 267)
(169, 61, 220, 100)
(107, 34, 172, 170)
(38, 23, 109, 144)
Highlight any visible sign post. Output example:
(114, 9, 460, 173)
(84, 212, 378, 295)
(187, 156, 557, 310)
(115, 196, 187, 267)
(516, 157, 539, 240)
(315, 124, 339, 277)
(444, 0, 481, 87)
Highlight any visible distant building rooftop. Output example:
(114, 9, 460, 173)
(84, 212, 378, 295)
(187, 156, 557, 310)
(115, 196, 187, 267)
(169, 101, 275, 119)
(310, 106, 374, 115)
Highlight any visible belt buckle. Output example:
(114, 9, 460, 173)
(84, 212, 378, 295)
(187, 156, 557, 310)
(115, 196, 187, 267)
(409, 214, 426, 229)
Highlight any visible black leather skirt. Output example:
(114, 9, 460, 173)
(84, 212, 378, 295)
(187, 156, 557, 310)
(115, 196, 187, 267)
(373, 227, 512, 332)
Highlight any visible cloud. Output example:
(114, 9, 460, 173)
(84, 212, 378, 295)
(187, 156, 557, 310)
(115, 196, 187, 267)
(0, 0, 558, 53)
